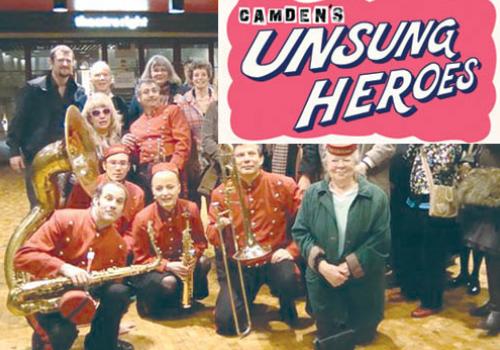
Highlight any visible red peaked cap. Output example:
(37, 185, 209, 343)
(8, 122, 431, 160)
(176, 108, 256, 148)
(326, 144, 358, 156)
(103, 144, 130, 160)
(151, 162, 179, 177)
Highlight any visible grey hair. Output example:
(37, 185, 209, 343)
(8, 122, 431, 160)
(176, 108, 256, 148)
(90, 61, 111, 76)
(141, 55, 181, 85)
(134, 78, 160, 99)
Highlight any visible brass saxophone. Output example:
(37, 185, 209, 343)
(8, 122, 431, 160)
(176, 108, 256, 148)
(7, 220, 162, 316)
(180, 210, 197, 309)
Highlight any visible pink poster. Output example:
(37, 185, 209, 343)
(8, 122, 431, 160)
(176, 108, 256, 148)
(219, 0, 499, 143)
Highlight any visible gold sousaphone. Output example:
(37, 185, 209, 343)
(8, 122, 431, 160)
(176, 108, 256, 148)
(4, 106, 100, 314)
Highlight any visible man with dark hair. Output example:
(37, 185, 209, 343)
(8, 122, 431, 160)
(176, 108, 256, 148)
(67, 144, 144, 252)
(121, 78, 191, 203)
(14, 181, 135, 350)
(7, 44, 84, 208)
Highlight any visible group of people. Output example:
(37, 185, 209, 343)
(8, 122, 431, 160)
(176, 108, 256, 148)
(4, 44, 500, 350)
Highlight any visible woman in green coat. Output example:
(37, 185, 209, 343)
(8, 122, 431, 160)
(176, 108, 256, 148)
(292, 144, 391, 350)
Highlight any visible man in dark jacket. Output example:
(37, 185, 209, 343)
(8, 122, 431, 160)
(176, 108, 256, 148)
(7, 45, 84, 207)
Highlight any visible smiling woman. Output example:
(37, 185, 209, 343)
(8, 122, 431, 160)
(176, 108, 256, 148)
(81, 92, 123, 156)
(292, 144, 390, 349)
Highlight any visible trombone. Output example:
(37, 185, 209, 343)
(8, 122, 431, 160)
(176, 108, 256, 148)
(213, 144, 271, 337)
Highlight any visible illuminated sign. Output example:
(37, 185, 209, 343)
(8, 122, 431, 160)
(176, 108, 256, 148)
(74, 15, 148, 30)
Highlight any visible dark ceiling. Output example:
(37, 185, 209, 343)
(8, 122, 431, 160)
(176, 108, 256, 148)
(0, 0, 217, 13)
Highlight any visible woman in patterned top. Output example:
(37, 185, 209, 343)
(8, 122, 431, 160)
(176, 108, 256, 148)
(397, 144, 462, 318)
(179, 60, 217, 206)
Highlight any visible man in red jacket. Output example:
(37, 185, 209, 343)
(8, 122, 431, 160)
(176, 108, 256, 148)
(206, 144, 304, 335)
(15, 181, 134, 350)
(131, 162, 210, 318)
(66, 144, 144, 252)
(121, 79, 191, 203)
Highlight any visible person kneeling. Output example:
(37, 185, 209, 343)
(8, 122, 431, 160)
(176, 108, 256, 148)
(292, 145, 391, 350)
(14, 182, 134, 350)
(206, 144, 304, 335)
(131, 162, 210, 318)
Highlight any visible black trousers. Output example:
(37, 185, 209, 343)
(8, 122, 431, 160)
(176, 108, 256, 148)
(213, 249, 303, 335)
(399, 206, 454, 309)
(486, 254, 500, 312)
(24, 161, 38, 209)
(28, 283, 132, 350)
(134, 257, 211, 318)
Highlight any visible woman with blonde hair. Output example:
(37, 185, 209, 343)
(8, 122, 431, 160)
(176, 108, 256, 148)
(75, 61, 129, 131)
(82, 92, 123, 156)
(126, 55, 182, 130)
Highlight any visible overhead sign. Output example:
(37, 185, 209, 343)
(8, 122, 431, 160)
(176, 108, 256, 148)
(74, 15, 148, 30)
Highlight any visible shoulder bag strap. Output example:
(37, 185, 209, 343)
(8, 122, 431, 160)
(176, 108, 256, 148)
(420, 148, 435, 191)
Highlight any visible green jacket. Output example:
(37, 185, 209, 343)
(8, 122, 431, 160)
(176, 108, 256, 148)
(292, 176, 390, 328)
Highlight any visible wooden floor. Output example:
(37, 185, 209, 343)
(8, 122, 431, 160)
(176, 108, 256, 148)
(0, 165, 499, 350)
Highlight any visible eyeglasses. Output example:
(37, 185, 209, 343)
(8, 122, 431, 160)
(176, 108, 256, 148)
(90, 108, 111, 117)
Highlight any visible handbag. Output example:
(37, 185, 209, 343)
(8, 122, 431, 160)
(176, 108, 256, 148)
(420, 150, 458, 218)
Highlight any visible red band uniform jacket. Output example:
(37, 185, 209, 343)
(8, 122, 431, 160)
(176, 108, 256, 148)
(129, 104, 191, 171)
(66, 174, 145, 250)
(15, 209, 128, 279)
(131, 199, 207, 272)
(206, 170, 301, 261)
